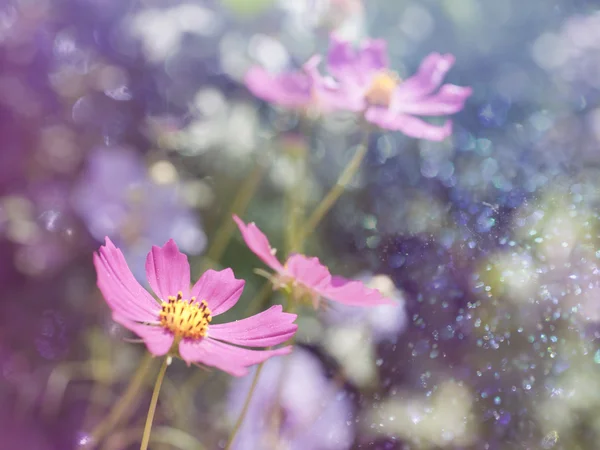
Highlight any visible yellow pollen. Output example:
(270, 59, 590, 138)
(159, 291, 212, 339)
(364, 71, 400, 107)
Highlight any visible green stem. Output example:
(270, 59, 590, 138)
(140, 358, 169, 450)
(285, 138, 308, 255)
(295, 132, 370, 246)
(224, 362, 265, 450)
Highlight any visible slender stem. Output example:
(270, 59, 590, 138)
(90, 353, 154, 443)
(224, 362, 265, 450)
(219, 279, 274, 443)
(295, 132, 370, 245)
(285, 137, 308, 254)
(202, 161, 267, 270)
(140, 358, 169, 450)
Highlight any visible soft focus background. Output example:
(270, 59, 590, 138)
(1, 0, 600, 449)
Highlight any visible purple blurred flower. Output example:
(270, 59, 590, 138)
(71, 146, 206, 278)
(245, 35, 471, 141)
(228, 348, 354, 450)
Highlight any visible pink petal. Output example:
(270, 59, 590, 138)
(303, 56, 365, 112)
(326, 35, 387, 86)
(244, 66, 312, 108)
(145, 239, 191, 301)
(326, 35, 360, 83)
(365, 108, 453, 141)
(191, 268, 245, 316)
(208, 305, 298, 347)
(113, 314, 174, 356)
(178, 338, 292, 376)
(233, 215, 285, 273)
(357, 38, 389, 75)
(285, 254, 332, 290)
(396, 84, 472, 116)
(324, 275, 396, 307)
(94, 238, 160, 323)
(395, 53, 456, 101)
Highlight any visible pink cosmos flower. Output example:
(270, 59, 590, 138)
(305, 35, 472, 141)
(93, 238, 297, 376)
(233, 215, 394, 309)
(245, 34, 471, 141)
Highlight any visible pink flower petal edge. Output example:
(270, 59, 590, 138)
(244, 66, 312, 109)
(364, 110, 453, 141)
(233, 215, 285, 272)
(326, 275, 397, 307)
(285, 253, 331, 291)
(191, 268, 245, 316)
(179, 339, 292, 377)
(113, 313, 174, 356)
(209, 305, 297, 347)
(394, 53, 457, 101)
(94, 237, 297, 376)
(93, 237, 160, 323)
(145, 238, 191, 300)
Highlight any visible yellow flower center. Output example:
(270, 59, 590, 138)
(159, 291, 212, 339)
(364, 71, 400, 107)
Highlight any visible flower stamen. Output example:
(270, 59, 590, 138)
(159, 291, 212, 339)
(364, 71, 400, 107)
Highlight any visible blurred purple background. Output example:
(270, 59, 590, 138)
(1, 0, 600, 449)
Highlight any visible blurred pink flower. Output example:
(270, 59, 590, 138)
(244, 35, 471, 141)
(93, 238, 297, 376)
(234, 215, 394, 309)
(306, 35, 472, 140)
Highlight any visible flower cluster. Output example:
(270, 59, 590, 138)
(94, 221, 396, 376)
(246, 34, 471, 141)
(90, 30, 471, 450)
(92, 30, 470, 387)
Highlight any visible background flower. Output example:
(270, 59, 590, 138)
(305, 36, 472, 139)
(228, 347, 354, 450)
(73, 146, 207, 279)
(234, 215, 394, 307)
